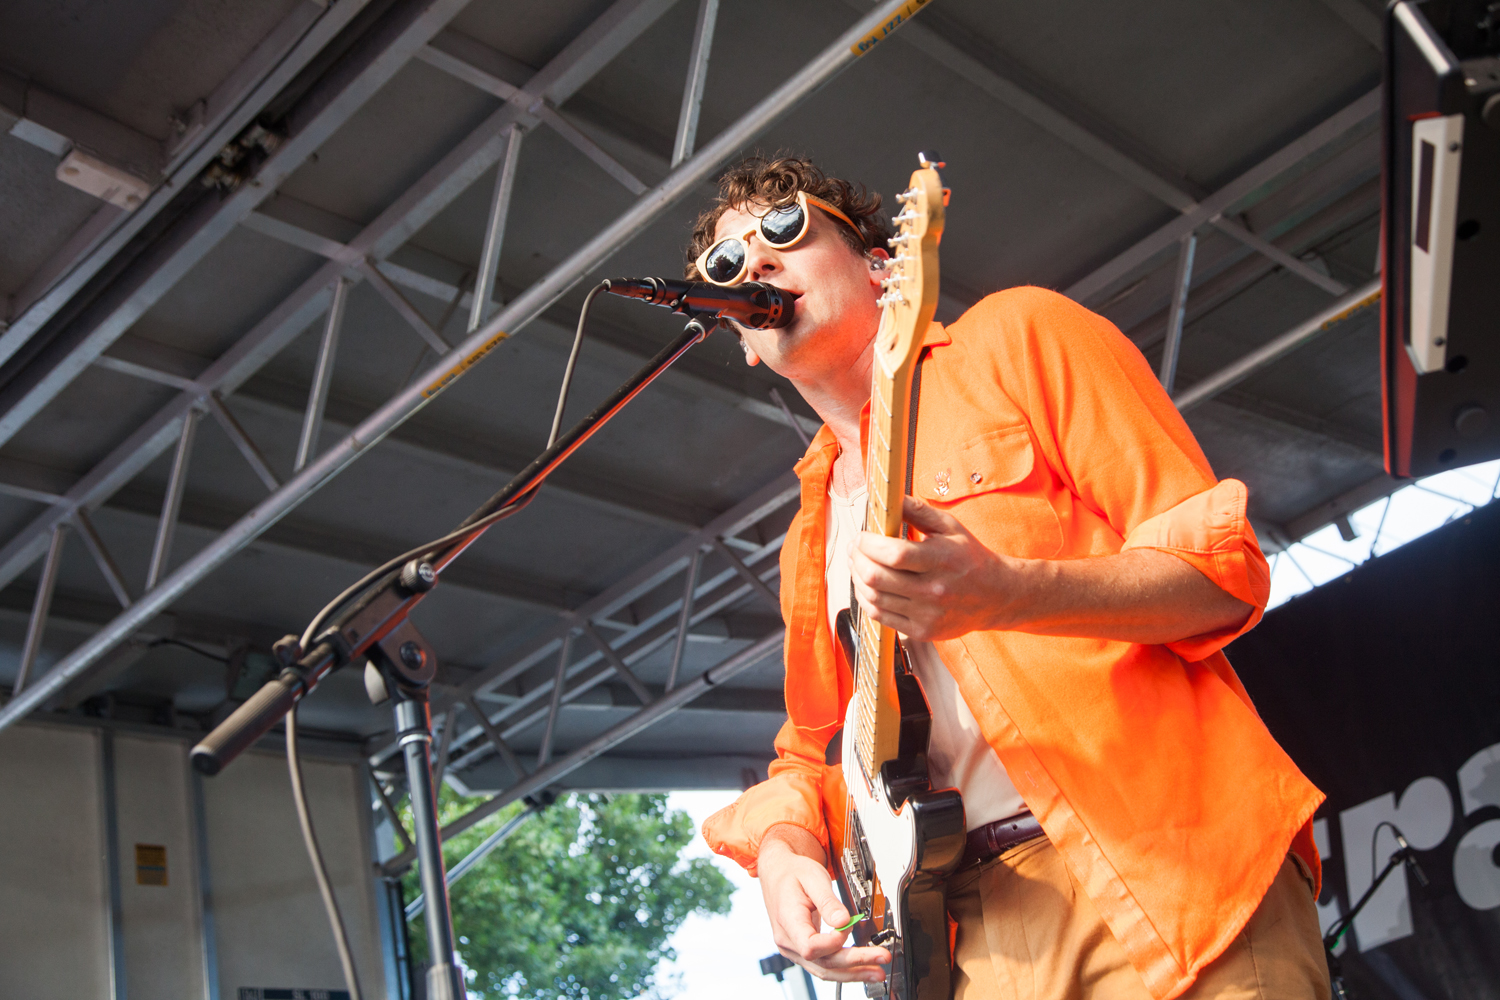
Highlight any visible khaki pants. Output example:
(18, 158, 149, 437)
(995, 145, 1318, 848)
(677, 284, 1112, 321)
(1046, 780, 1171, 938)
(948, 838, 1329, 1000)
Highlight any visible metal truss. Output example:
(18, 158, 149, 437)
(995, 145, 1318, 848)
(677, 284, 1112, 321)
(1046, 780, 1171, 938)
(0, 0, 930, 736)
(371, 471, 801, 873)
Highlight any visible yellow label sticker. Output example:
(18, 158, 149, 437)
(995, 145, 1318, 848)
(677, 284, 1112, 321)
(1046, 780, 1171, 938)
(135, 844, 168, 887)
(422, 330, 509, 399)
(850, 0, 932, 55)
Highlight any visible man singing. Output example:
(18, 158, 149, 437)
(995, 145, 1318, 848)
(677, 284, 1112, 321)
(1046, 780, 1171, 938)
(693, 156, 1328, 1000)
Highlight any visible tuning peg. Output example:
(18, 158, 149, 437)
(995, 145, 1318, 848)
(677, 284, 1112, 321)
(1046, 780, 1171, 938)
(917, 150, 945, 169)
(895, 189, 917, 204)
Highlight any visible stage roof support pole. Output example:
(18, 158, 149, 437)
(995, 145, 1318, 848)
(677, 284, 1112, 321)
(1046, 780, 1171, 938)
(14, 521, 68, 693)
(295, 277, 349, 474)
(581, 622, 652, 705)
(1158, 232, 1196, 395)
(672, 0, 719, 166)
(360, 260, 450, 355)
(469, 124, 525, 333)
(146, 408, 200, 591)
(0, 0, 928, 738)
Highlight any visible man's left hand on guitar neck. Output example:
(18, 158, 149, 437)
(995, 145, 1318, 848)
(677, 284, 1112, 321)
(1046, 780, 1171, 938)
(850, 496, 1253, 645)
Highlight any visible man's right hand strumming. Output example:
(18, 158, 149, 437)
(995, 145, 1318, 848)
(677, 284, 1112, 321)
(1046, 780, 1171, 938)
(757, 824, 892, 984)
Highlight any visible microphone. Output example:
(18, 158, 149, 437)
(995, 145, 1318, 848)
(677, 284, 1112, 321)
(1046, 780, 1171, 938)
(604, 278, 795, 329)
(1393, 831, 1430, 887)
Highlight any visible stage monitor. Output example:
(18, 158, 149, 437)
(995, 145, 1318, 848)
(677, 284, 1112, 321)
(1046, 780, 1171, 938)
(1381, 0, 1500, 478)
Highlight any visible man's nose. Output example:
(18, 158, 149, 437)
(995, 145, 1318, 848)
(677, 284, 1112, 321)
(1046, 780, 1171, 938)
(743, 239, 779, 282)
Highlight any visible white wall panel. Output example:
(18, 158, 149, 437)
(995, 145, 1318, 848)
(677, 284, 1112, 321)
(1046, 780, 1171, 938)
(114, 734, 210, 999)
(0, 724, 113, 998)
(202, 747, 386, 999)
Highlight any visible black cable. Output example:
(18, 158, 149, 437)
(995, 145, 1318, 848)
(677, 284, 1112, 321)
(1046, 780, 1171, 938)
(149, 636, 230, 663)
(287, 706, 364, 1000)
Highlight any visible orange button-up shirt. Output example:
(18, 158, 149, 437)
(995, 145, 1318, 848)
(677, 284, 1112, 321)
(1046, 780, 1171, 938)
(702, 288, 1323, 1000)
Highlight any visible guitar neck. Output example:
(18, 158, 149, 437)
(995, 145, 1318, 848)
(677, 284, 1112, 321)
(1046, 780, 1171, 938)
(852, 341, 918, 779)
(847, 157, 945, 785)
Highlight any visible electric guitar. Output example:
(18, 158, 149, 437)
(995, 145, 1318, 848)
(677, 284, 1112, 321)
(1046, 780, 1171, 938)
(834, 155, 966, 1000)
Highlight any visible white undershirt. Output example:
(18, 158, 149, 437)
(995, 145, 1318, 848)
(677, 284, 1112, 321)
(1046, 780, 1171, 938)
(825, 486, 1029, 831)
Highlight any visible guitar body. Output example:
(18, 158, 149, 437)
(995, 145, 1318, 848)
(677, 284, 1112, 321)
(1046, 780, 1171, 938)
(839, 665, 965, 1000)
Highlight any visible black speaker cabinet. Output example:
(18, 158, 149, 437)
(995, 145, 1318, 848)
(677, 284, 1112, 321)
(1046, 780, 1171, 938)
(1382, 0, 1500, 477)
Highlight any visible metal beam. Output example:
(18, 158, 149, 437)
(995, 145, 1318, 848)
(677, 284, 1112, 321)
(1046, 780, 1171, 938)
(0, 0, 471, 448)
(382, 629, 784, 874)
(0, 0, 923, 735)
(295, 277, 349, 473)
(666, 547, 702, 691)
(1, 0, 371, 342)
(145, 407, 201, 590)
(580, 622, 652, 704)
(237, 209, 822, 441)
(533, 101, 648, 195)
(1171, 279, 1381, 412)
(877, 4, 1358, 298)
(423, 481, 794, 775)
(14, 523, 67, 692)
(204, 394, 281, 492)
(360, 261, 450, 355)
(672, 0, 720, 166)
(536, 633, 573, 767)
(469, 124, 525, 333)
(73, 509, 133, 609)
(88, 337, 717, 535)
(464, 695, 529, 780)
(1157, 233, 1196, 395)
(1064, 89, 1380, 304)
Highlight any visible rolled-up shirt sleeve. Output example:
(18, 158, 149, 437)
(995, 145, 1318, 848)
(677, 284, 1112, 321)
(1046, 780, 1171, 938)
(701, 720, 831, 875)
(1120, 477, 1271, 660)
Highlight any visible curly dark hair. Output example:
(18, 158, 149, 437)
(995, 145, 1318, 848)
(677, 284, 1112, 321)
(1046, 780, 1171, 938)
(685, 155, 893, 279)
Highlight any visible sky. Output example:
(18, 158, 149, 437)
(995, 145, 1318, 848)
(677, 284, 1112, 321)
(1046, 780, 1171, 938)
(655, 459, 1500, 1000)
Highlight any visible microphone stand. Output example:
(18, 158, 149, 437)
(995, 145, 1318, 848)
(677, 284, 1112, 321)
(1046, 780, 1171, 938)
(1322, 838, 1428, 1000)
(191, 312, 713, 1000)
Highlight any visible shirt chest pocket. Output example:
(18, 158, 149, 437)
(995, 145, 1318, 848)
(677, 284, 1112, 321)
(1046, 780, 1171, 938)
(915, 424, 1064, 558)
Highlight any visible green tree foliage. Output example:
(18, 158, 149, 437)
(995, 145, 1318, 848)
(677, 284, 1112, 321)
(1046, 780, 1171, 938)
(401, 789, 733, 1000)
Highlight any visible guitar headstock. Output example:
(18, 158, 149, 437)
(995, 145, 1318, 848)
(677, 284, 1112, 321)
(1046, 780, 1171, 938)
(875, 152, 946, 380)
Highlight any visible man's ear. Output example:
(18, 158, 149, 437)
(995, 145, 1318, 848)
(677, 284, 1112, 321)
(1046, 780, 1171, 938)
(866, 247, 891, 289)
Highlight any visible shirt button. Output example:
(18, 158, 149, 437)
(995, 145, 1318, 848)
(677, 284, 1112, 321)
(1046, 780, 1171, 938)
(970, 472, 982, 484)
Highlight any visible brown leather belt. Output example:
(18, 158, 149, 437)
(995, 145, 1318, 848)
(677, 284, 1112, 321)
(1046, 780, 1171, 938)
(962, 813, 1045, 868)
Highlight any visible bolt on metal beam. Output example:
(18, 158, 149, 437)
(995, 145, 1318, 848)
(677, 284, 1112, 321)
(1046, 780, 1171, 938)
(672, 0, 719, 166)
(205, 393, 280, 492)
(73, 509, 132, 609)
(14, 522, 68, 693)
(469, 124, 525, 333)
(1158, 232, 1196, 395)
(295, 276, 349, 474)
(146, 407, 201, 591)
(0, 0, 925, 737)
